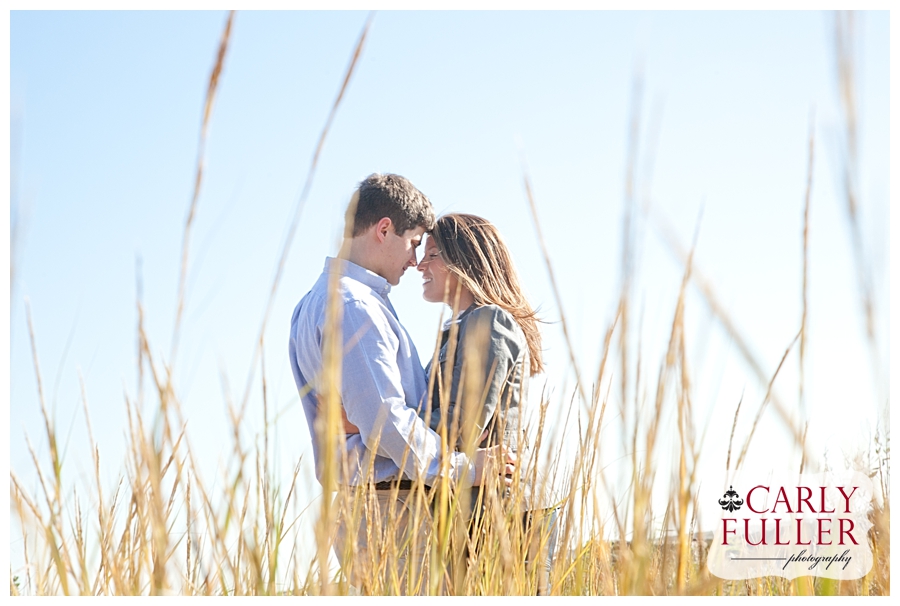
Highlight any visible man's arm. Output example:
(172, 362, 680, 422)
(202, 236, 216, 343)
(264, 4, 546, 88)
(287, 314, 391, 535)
(338, 298, 474, 486)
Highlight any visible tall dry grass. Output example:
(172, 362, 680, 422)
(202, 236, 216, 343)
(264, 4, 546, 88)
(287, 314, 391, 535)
(9, 11, 889, 596)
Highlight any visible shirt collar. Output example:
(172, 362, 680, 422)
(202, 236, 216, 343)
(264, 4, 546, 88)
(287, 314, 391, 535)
(441, 303, 478, 331)
(324, 257, 392, 298)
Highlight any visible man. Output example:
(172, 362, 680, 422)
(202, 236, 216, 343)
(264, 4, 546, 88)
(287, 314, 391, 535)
(289, 173, 512, 593)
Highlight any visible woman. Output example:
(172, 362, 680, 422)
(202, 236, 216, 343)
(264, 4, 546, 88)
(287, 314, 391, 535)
(416, 213, 559, 595)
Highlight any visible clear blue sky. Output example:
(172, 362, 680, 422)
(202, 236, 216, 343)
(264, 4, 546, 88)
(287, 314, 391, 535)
(8, 10, 890, 569)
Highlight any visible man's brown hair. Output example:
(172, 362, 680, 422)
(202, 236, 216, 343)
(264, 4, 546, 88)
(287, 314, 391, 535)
(344, 173, 435, 238)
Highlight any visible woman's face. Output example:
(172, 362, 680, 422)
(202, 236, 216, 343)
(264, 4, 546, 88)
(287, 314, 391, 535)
(418, 235, 457, 303)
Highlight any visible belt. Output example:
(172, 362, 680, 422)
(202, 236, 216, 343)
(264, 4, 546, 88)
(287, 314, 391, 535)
(373, 479, 421, 491)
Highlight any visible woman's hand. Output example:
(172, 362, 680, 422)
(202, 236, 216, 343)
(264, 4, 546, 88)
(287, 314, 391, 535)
(472, 444, 516, 487)
(341, 406, 360, 435)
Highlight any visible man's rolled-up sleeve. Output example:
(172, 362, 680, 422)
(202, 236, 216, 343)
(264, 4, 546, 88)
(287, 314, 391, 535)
(339, 299, 473, 486)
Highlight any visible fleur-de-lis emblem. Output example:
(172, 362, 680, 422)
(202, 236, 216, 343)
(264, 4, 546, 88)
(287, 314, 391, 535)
(718, 485, 743, 512)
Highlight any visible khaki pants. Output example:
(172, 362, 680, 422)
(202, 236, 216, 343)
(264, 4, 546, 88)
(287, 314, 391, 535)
(333, 488, 432, 595)
(523, 507, 560, 595)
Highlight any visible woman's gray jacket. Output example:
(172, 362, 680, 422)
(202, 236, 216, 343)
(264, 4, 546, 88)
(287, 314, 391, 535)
(421, 304, 557, 511)
(422, 304, 524, 453)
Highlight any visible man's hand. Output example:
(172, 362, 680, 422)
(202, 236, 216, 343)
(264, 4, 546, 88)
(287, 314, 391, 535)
(472, 444, 516, 487)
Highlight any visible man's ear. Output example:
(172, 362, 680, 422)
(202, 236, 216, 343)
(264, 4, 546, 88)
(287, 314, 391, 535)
(374, 217, 393, 243)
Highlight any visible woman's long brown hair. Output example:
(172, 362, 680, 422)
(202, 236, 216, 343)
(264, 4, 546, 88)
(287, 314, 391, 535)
(430, 213, 544, 375)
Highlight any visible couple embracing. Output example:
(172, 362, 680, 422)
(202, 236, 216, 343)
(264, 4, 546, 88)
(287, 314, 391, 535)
(289, 173, 559, 595)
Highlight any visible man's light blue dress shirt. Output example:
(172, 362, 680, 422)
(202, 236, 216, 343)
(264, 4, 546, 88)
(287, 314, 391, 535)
(289, 257, 473, 487)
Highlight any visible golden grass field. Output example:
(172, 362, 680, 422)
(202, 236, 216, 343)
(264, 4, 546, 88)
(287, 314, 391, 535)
(9, 11, 889, 596)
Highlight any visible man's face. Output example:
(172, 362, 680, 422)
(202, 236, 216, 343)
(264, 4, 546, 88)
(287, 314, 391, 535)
(381, 225, 425, 286)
